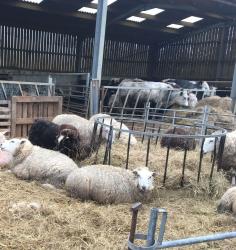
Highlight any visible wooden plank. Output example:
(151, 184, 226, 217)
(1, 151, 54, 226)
(15, 117, 55, 125)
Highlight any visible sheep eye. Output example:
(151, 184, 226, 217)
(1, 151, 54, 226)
(10, 141, 14, 143)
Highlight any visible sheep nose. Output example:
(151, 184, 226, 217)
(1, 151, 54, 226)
(141, 186, 146, 191)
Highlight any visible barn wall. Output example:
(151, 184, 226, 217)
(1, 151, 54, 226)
(79, 37, 150, 78)
(0, 25, 78, 72)
(154, 22, 236, 81)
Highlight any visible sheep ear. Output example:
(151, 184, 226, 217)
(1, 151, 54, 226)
(2, 130, 10, 136)
(133, 170, 139, 177)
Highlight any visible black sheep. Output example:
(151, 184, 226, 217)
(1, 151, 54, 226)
(160, 127, 196, 151)
(28, 119, 80, 159)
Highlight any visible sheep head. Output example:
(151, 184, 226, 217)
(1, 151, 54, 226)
(0, 138, 27, 156)
(132, 167, 156, 192)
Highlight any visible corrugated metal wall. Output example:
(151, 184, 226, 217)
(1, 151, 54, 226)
(154, 23, 236, 81)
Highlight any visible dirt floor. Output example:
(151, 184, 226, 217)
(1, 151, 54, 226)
(0, 140, 236, 249)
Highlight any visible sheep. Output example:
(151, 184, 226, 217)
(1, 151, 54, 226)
(89, 113, 137, 145)
(188, 93, 198, 108)
(203, 130, 236, 172)
(65, 164, 156, 204)
(217, 187, 236, 215)
(0, 138, 78, 188)
(160, 128, 196, 151)
(0, 149, 13, 169)
(28, 119, 80, 159)
(52, 114, 116, 160)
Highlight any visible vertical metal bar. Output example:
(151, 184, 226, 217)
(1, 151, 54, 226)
(230, 63, 236, 114)
(197, 137, 205, 182)
(157, 209, 168, 246)
(155, 126, 161, 145)
(118, 119, 123, 139)
(163, 145, 170, 185)
(146, 136, 151, 167)
(181, 148, 188, 187)
(217, 135, 226, 171)
(91, 0, 108, 115)
(210, 137, 217, 180)
(126, 122, 134, 170)
(93, 118, 104, 164)
(146, 208, 158, 247)
(128, 202, 142, 250)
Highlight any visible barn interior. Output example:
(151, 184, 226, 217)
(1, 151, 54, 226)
(0, 1, 236, 249)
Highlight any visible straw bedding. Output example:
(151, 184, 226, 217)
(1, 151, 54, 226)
(0, 140, 236, 249)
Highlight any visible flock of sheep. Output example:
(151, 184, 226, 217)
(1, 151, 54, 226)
(0, 113, 155, 204)
(0, 95, 236, 214)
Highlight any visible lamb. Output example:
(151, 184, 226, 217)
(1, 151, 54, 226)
(28, 119, 80, 159)
(89, 113, 137, 145)
(160, 128, 196, 151)
(217, 186, 236, 215)
(203, 130, 236, 171)
(65, 164, 156, 204)
(52, 114, 116, 160)
(0, 138, 78, 188)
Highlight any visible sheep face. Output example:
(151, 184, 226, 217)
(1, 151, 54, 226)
(188, 93, 198, 108)
(133, 167, 156, 192)
(0, 138, 26, 155)
(174, 90, 189, 107)
(0, 130, 10, 144)
(203, 137, 216, 154)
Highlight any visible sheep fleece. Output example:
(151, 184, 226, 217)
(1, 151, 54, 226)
(12, 140, 78, 188)
(65, 165, 148, 204)
(217, 187, 236, 214)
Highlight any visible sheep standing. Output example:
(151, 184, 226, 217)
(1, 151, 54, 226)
(89, 113, 137, 145)
(203, 130, 236, 172)
(52, 114, 115, 160)
(160, 128, 196, 151)
(65, 164, 155, 204)
(0, 138, 78, 188)
(28, 119, 80, 159)
(217, 187, 236, 215)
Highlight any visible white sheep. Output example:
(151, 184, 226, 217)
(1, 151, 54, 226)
(0, 138, 78, 188)
(65, 164, 156, 204)
(217, 186, 236, 215)
(203, 130, 236, 171)
(89, 113, 137, 145)
(52, 114, 116, 160)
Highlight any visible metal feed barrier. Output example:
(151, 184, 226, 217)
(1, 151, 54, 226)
(91, 111, 228, 186)
(0, 79, 55, 99)
(52, 73, 90, 118)
(127, 203, 236, 250)
(100, 85, 218, 119)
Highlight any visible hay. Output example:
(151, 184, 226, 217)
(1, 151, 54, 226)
(0, 140, 236, 249)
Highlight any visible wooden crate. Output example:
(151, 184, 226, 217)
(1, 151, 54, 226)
(0, 100, 11, 134)
(11, 96, 62, 138)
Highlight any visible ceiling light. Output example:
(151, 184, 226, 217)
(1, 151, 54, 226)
(92, 0, 117, 6)
(181, 16, 203, 23)
(127, 16, 146, 23)
(22, 0, 44, 3)
(78, 7, 97, 14)
(141, 8, 164, 16)
(167, 24, 184, 29)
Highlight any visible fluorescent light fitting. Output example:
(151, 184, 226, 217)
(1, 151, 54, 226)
(181, 16, 203, 23)
(22, 0, 43, 3)
(127, 16, 146, 23)
(167, 24, 184, 29)
(78, 7, 97, 14)
(92, 0, 117, 6)
(141, 8, 164, 16)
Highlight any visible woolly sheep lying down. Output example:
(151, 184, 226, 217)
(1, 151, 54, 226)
(52, 114, 116, 160)
(217, 186, 236, 216)
(89, 113, 137, 145)
(0, 138, 78, 188)
(65, 164, 156, 204)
